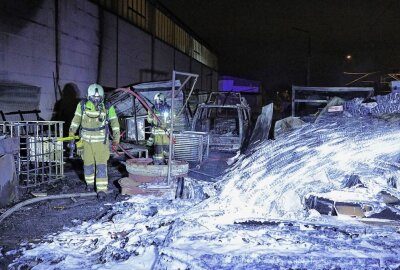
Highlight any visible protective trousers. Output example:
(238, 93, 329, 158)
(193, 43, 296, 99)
(153, 133, 169, 164)
(83, 141, 110, 192)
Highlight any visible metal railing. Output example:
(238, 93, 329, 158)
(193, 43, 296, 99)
(0, 121, 64, 188)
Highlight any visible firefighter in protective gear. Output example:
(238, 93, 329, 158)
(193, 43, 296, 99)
(147, 92, 171, 165)
(69, 83, 120, 196)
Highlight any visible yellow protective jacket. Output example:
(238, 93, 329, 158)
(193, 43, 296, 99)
(69, 100, 120, 143)
(147, 104, 171, 135)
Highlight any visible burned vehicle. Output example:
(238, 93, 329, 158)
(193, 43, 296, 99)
(191, 92, 251, 151)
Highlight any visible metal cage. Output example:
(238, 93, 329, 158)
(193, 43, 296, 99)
(173, 131, 209, 163)
(0, 121, 64, 188)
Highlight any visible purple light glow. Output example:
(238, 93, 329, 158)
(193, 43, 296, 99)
(218, 76, 260, 93)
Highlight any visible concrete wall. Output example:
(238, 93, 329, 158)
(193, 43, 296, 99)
(0, 154, 17, 207)
(58, 0, 99, 97)
(0, 0, 57, 118)
(174, 50, 190, 74)
(153, 39, 174, 81)
(191, 60, 202, 90)
(106, 17, 153, 86)
(0, 0, 218, 120)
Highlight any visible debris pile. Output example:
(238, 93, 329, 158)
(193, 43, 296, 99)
(203, 113, 400, 221)
(9, 196, 200, 269)
(8, 94, 400, 269)
(345, 92, 400, 116)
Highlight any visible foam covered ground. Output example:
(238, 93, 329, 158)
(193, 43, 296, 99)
(8, 114, 400, 269)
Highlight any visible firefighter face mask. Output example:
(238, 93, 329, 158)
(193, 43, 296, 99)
(87, 84, 105, 108)
(89, 91, 103, 107)
(154, 93, 165, 111)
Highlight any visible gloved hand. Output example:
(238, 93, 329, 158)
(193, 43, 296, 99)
(76, 140, 84, 157)
(68, 132, 75, 139)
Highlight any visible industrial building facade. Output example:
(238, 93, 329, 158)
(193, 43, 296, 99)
(0, 0, 218, 120)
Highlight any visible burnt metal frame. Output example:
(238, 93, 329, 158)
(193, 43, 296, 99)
(190, 94, 251, 152)
(167, 70, 199, 185)
(173, 131, 209, 163)
(291, 85, 374, 117)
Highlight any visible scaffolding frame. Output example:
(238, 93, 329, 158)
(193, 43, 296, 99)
(0, 121, 64, 188)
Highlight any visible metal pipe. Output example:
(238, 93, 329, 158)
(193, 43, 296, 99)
(133, 96, 138, 144)
(177, 76, 198, 117)
(167, 71, 176, 185)
(115, 87, 163, 128)
(173, 71, 199, 77)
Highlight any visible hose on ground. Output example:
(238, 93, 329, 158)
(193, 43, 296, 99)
(0, 191, 112, 224)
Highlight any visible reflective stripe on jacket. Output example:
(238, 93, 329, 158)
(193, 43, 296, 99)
(147, 104, 171, 134)
(69, 100, 120, 143)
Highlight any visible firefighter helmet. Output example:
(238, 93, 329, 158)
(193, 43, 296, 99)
(154, 93, 166, 105)
(87, 83, 104, 105)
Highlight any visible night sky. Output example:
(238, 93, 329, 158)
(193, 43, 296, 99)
(162, 0, 400, 93)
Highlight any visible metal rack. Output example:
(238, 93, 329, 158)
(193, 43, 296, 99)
(291, 85, 374, 117)
(0, 121, 64, 188)
(173, 131, 209, 163)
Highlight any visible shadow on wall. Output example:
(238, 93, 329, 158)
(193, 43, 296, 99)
(52, 83, 80, 136)
(0, 0, 45, 31)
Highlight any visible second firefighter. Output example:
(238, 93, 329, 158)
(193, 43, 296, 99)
(147, 93, 171, 165)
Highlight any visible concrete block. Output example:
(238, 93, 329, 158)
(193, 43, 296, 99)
(0, 137, 19, 155)
(0, 154, 18, 207)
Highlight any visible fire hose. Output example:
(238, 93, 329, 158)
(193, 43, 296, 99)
(56, 135, 80, 158)
(109, 130, 132, 159)
(115, 87, 162, 125)
(0, 191, 112, 224)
